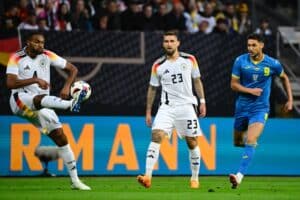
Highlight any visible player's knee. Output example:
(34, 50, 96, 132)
(186, 137, 198, 149)
(151, 130, 164, 143)
(48, 128, 68, 146)
(33, 94, 46, 110)
(234, 137, 245, 147)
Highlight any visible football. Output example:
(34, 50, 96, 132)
(70, 80, 91, 101)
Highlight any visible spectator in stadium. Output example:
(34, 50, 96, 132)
(198, 2, 216, 34)
(229, 33, 293, 189)
(255, 18, 272, 36)
(2, 5, 21, 31)
(137, 31, 206, 189)
(237, 2, 251, 34)
(19, 0, 34, 22)
(120, 0, 143, 30)
(140, 3, 156, 30)
(96, 14, 109, 30)
(184, 0, 202, 34)
(44, 0, 59, 30)
(215, 2, 239, 33)
(71, 0, 93, 31)
(57, 2, 72, 31)
(105, 0, 122, 30)
(164, 1, 186, 31)
(212, 17, 229, 34)
(6, 32, 91, 190)
(18, 12, 38, 30)
(152, 3, 168, 30)
(37, 17, 50, 31)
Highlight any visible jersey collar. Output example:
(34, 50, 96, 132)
(250, 54, 264, 65)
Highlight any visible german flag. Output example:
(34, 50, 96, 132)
(0, 31, 20, 66)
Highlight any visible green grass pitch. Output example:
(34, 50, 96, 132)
(1, 176, 300, 200)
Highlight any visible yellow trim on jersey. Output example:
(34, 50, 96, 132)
(7, 54, 19, 67)
(264, 113, 268, 121)
(44, 50, 59, 61)
(279, 70, 284, 77)
(232, 74, 240, 79)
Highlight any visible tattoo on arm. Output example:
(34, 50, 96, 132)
(193, 78, 205, 99)
(146, 85, 157, 113)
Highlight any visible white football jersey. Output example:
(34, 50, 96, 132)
(150, 52, 201, 105)
(6, 48, 67, 95)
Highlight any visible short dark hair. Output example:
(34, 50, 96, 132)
(163, 30, 179, 40)
(26, 31, 44, 41)
(247, 33, 264, 43)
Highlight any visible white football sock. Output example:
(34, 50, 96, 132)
(41, 96, 72, 110)
(189, 146, 201, 181)
(58, 144, 80, 183)
(236, 172, 244, 183)
(145, 142, 160, 178)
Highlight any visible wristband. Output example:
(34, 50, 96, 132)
(200, 98, 206, 104)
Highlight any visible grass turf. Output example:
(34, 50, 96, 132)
(0, 176, 300, 200)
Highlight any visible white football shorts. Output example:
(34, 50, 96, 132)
(9, 92, 62, 134)
(152, 103, 202, 138)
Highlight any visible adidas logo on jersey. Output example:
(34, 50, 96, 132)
(24, 65, 30, 70)
(163, 69, 169, 74)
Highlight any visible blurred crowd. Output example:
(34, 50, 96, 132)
(0, 0, 272, 35)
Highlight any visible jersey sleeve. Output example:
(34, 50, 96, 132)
(6, 54, 19, 75)
(272, 59, 284, 77)
(190, 55, 201, 78)
(44, 50, 67, 69)
(149, 62, 160, 87)
(231, 57, 241, 79)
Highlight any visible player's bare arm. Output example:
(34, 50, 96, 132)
(193, 77, 206, 117)
(280, 72, 293, 112)
(145, 85, 157, 127)
(60, 62, 78, 99)
(231, 76, 262, 96)
(6, 74, 49, 90)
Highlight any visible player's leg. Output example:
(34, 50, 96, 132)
(33, 91, 87, 112)
(230, 112, 266, 189)
(39, 109, 91, 190)
(137, 104, 174, 188)
(175, 104, 202, 189)
(185, 136, 201, 189)
(34, 94, 72, 110)
(234, 129, 247, 147)
(229, 114, 248, 188)
(233, 114, 248, 147)
(137, 129, 166, 188)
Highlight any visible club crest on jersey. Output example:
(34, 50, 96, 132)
(40, 58, 47, 69)
(254, 67, 260, 71)
(252, 74, 259, 81)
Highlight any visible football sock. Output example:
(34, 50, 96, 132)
(58, 144, 80, 183)
(238, 144, 256, 175)
(236, 172, 244, 183)
(145, 142, 160, 178)
(41, 96, 72, 110)
(189, 146, 201, 181)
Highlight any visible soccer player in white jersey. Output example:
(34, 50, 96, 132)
(6, 32, 91, 190)
(137, 31, 206, 189)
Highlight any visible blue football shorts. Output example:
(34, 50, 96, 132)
(234, 110, 268, 131)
